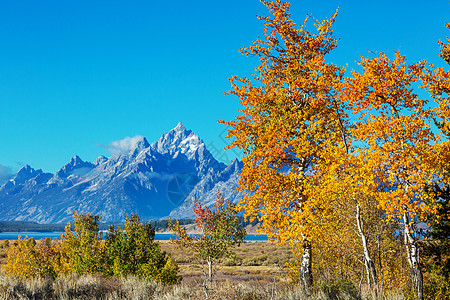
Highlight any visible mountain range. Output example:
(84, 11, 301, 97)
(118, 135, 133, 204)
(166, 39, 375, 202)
(0, 123, 243, 223)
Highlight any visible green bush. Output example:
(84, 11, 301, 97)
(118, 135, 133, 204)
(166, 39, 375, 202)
(59, 212, 106, 275)
(105, 213, 181, 284)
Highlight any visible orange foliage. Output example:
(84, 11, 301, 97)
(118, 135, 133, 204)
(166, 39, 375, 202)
(220, 0, 347, 244)
(340, 51, 438, 222)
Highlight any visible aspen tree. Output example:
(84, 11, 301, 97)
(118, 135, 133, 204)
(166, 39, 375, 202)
(341, 51, 438, 300)
(221, 0, 346, 290)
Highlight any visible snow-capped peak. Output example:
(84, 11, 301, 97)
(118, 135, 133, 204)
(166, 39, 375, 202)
(132, 136, 150, 151)
(11, 164, 42, 185)
(222, 158, 243, 174)
(17, 164, 34, 174)
(63, 155, 92, 169)
(69, 155, 84, 166)
(151, 123, 203, 156)
(174, 122, 186, 132)
(16, 164, 40, 177)
(52, 156, 94, 180)
(94, 155, 108, 166)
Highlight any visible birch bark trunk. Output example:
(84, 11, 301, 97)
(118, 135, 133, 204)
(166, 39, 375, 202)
(300, 235, 313, 291)
(297, 160, 313, 292)
(207, 258, 212, 281)
(356, 204, 378, 294)
(403, 213, 423, 300)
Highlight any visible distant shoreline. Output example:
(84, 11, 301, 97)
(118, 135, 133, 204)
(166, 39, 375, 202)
(0, 219, 260, 235)
(0, 231, 268, 241)
(0, 220, 263, 240)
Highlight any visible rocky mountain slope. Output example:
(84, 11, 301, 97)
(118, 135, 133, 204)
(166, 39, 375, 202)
(0, 123, 242, 223)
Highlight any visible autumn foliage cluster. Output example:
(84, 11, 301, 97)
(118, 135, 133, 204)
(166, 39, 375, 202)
(3, 213, 180, 285)
(221, 1, 450, 299)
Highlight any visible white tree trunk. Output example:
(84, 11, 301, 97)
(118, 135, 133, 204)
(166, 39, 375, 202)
(403, 213, 423, 300)
(207, 258, 212, 281)
(300, 235, 313, 291)
(201, 257, 213, 299)
(356, 204, 378, 294)
(296, 160, 313, 291)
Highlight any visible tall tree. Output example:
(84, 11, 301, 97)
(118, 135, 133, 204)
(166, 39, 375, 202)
(220, 0, 346, 290)
(341, 51, 438, 300)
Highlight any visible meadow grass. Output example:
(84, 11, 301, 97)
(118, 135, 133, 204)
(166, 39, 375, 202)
(159, 240, 296, 285)
(0, 240, 405, 299)
(0, 273, 405, 300)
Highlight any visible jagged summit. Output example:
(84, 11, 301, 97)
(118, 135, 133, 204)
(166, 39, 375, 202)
(16, 164, 41, 177)
(61, 155, 92, 170)
(131, 136, 150, 153)
(17, 164, 34, 175)
(174, 122, 186, 131)
(152, 123, 193, 151)
(12, 165, 42, 184)
(1, 164, 45, 190)
(69, 155, 84, 166)
(94, 155, 108, 166)
(225, 158, 243, 172)
(51, 155, 94, 182)
(152, 123, 205, 157)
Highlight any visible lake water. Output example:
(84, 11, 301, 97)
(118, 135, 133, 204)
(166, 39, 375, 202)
(0, 232, 268, 241)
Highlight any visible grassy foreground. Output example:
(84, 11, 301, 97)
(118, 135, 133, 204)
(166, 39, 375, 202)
(160, 241, 295, 284)
(0, 273, 403, 300)
(0, 240, 405, 299)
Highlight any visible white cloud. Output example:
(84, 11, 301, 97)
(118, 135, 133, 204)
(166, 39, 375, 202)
(106, 135, 146, 156)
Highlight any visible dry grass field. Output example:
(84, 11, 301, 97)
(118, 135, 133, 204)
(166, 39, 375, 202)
(0, 239, 403, 299)
(159, 240, 296, 285)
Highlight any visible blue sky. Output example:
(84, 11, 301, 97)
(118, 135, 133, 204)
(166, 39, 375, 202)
(0, 0, 449, 177)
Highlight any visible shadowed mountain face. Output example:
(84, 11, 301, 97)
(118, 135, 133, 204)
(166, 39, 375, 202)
(0, 123, 242, 223)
